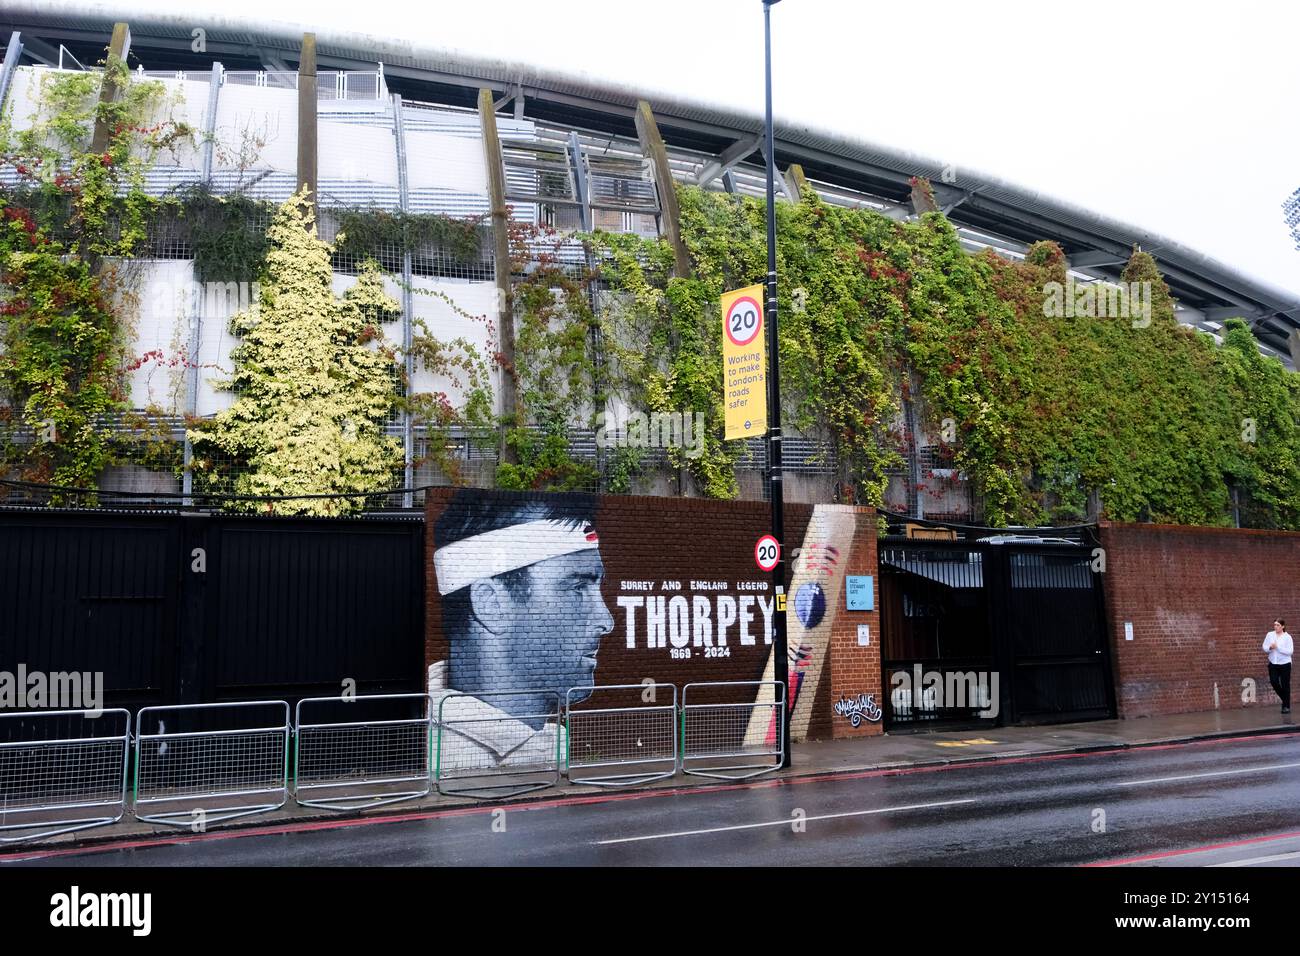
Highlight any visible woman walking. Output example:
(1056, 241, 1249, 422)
(1263, 618, 1293, 714)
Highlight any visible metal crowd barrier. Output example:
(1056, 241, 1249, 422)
(434, 691, 562, 799)
(0, 709, 131, 845)
(565, 683, 678, 787)
(0, 678, 797, 845)
(294, 693, 432, 811)
(134, 701, 291, 828)
(681, 680, 785, 780)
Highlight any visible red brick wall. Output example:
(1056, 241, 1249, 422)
(1100, 521, 1300, 718)
(425, 488, 881, 739)
(827, 510, 882, 739)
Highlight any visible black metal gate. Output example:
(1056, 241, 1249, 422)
(0, 510, 424, 711)
(879, 536, 1113, 729)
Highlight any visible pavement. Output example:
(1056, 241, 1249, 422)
(2, 705, 1295, 860)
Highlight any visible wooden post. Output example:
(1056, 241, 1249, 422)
(296, 33, 318, 223)
(910, 175, 940, 215)
(634, 100, 692, 278)
(89, 23, 130, 155)
(785, 164, 814, 203)
(479, 88, 519, 463)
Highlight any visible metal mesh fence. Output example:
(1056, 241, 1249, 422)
(0, 709, 131, 844)
(564, 684, 677, 787)
(294, 694, 431, 811)
(317, 207, 492, 280)
(681, 681, 784, 780)
(434, 691, 561, 798)
(139, 193, 277, 265)
(133, 701, 289, 827)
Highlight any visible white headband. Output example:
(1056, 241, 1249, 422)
(433, 519, 599, 595)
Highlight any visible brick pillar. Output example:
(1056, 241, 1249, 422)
(827, 507, 883, 737)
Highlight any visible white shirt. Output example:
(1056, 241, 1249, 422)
(427, 661, 564, 774)
(1263, 632, 1294, 666)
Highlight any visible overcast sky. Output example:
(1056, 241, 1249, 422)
(79, 0, 1300, 297)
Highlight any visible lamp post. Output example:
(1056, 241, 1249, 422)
(762, 0, 790, 768)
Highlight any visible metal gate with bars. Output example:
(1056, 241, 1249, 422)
(879, 535, 1114, 729)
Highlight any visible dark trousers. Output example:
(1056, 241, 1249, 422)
(1268, 662, 1292, 708)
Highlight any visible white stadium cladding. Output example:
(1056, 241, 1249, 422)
(1, 4, 1299, 513)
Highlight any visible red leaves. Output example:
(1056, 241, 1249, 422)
(856, 247, 910, 286)
(124, 349, 164, 373)
(2, 206, 42, 246)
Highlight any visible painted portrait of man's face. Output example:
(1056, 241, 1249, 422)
(468, 548, 613, 702)
(434, 491, 613, 719)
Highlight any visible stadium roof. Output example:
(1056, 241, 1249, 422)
(5, 2, 1300, 364)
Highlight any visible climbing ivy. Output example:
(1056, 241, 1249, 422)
(172, 186, 274, 284)
(572, 183, 1300, 527)
(401, 288, 498, 486)
(494, 223, 600, 492)
(331, 207, 484, 266)
(6, 60, 1300, 529)
(0, 57, 194, 495)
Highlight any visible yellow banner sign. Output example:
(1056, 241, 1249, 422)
(722, 284, 767, 441)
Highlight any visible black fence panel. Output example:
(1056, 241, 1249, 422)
(0, 512, 180, 711)
(206, 517, 424, 700)
(0, 510, 424, 714)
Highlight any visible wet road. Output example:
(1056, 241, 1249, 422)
(8, 733, 1300, 866)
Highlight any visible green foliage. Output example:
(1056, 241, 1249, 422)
(0, 209, 118, 490)
(908, 240, 1279, 525)
(1207, 321, 1300, 527)
(188, 191, 403, 514)
(496, 421, 599, 492)
(402, 288, 498, 485)
(3, 58, 192, 264)
(590, 186, 914, 503)
(174, 186, 274, 284)
(332, 208, 484, 264)
(115, 408, 185, 476)
(570, 183, 1300, 525)
(5, 63, 1299, 529)
(495, 223, 600, 492)
(0, 58, 193, 495)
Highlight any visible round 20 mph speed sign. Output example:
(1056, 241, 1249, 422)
(725, 295, 763, 348)
(754, 534, 781, 572)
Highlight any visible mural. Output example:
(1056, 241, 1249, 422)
(427, 489, 878, 762)
(746, 505, 860, 743)
(430, 491, 612, 766)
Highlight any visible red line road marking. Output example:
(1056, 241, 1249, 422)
(1084, 830, 1300, 867)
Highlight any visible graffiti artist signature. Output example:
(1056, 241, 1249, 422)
(833, 693, 882, 727)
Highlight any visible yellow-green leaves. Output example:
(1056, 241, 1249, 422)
(188, 192, 402, 514)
